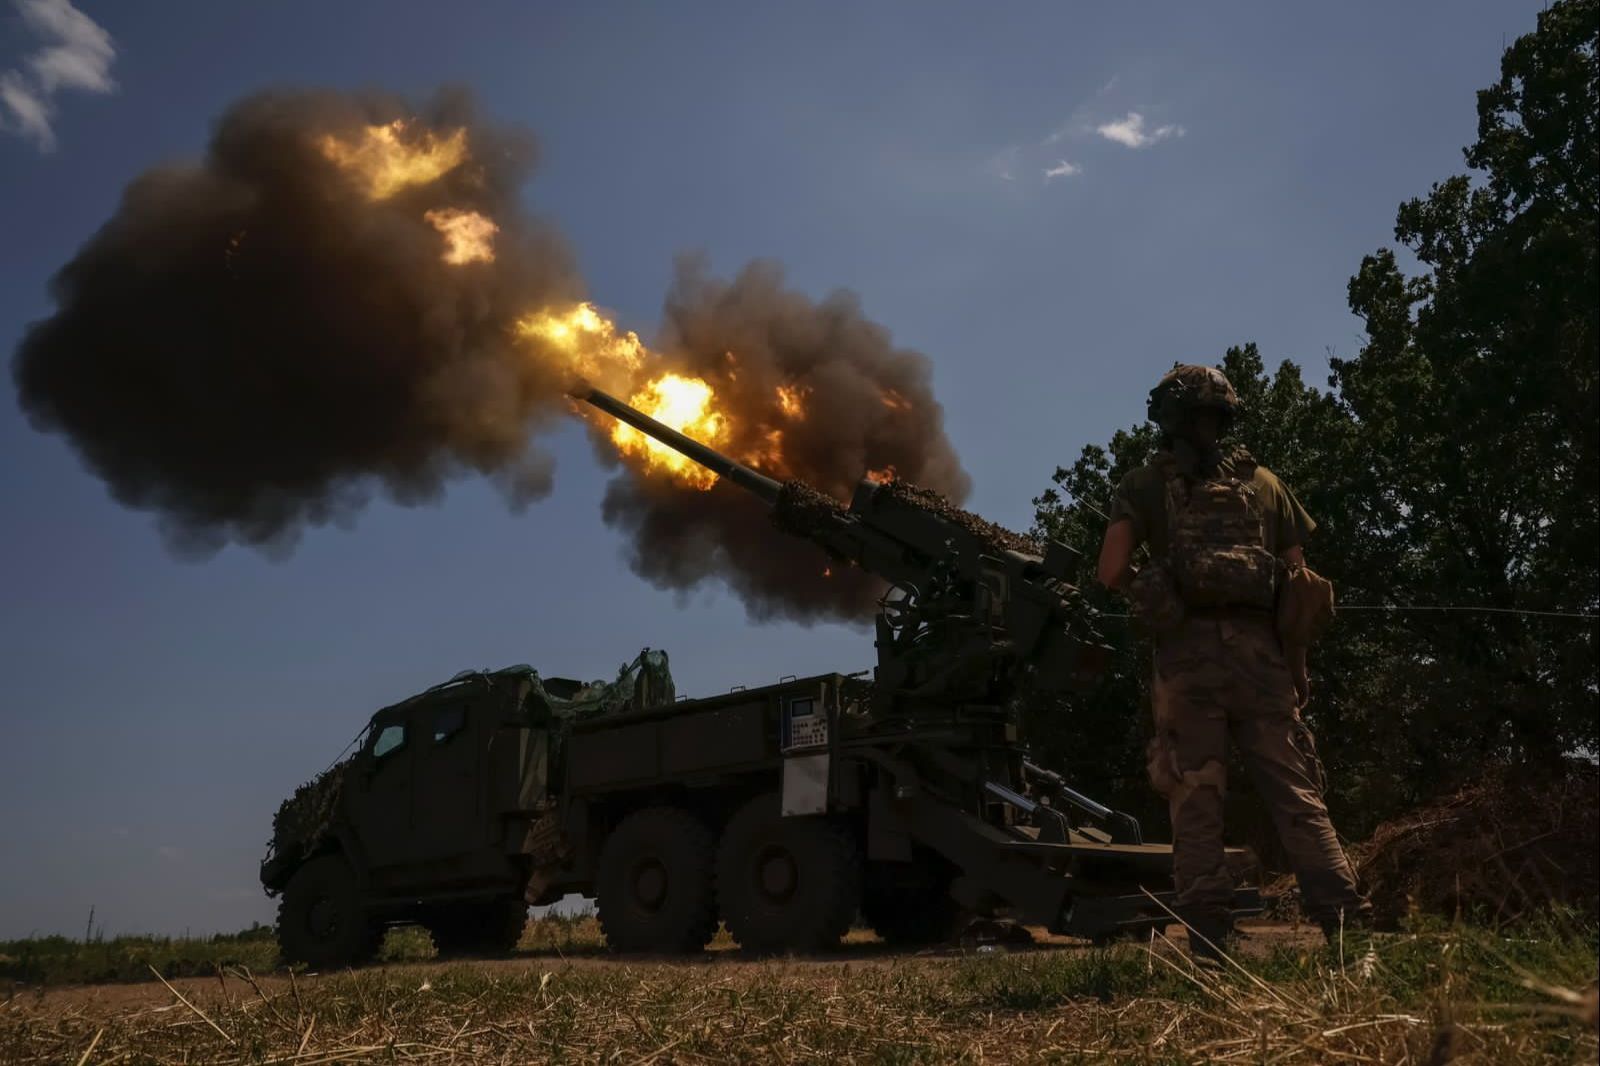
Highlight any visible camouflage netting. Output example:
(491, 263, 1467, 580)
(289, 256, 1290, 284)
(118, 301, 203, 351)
(773, 480, 848, 541)
(1263, 761, 1599, 926)
(525, 647, 675, 724)
(773, 478, 1042, 558)
(269, 649, 674, 859)
(271, 760, 351, 861)
(878, 480, 1042, 556)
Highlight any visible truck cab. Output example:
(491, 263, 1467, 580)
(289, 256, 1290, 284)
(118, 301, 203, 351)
(263, 668, 554, 967)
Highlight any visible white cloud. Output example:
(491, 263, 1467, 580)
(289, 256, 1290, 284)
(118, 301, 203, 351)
(1096, 111, 1184, 149)
(0, 71, 52, 146)
(0, 0, 117, 151)
(1043, 159, 1082, 180)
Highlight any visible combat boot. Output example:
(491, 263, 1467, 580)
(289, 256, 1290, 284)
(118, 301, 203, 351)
(1178, 906, 1235, 967)
(1317, 901, 1375, 945)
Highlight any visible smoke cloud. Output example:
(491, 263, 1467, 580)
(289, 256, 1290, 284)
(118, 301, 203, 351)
(13, 88, 581, 556)
(14, 86, 972, 622)
(599, 259, 971, 622)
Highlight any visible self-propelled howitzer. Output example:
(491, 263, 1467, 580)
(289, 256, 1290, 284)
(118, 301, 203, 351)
(576, 383, 1108, 707)
(257, 391, 1259, 967)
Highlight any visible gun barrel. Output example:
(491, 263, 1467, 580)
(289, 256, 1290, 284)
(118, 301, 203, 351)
(575, 382, 783, 504)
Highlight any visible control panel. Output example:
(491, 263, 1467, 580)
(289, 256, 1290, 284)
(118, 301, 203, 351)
(780, 694, 829, 752)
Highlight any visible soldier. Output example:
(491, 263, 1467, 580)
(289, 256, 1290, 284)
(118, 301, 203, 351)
(1096, 364, 1368, 960)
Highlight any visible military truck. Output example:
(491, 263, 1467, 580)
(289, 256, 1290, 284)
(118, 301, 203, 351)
(262, 385, 1261, 966)
(263, 649, 1252, 966)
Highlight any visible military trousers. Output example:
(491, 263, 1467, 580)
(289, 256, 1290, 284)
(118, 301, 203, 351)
(1147, 613, 1363, 925)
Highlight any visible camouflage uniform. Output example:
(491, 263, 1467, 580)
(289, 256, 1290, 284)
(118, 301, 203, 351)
(1146, 613, 1362, 926)
(1113, 366, 1364, 931)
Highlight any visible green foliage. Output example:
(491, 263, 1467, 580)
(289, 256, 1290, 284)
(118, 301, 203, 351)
(1031, 0, 1599, 847)
(376, 924, 438, 963)
(0, 927, 280, 986)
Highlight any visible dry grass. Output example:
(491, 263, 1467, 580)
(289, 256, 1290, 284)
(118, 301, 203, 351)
(2, 915, 1594, 1064)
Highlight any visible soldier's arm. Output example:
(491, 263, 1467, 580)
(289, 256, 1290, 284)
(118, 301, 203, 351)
(1098, 468, 1149, 590)
(1274, 495, 1312, 708)
(1097, 518, 1136, 589)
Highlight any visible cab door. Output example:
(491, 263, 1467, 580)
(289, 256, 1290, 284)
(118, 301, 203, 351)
(345, 711, 417, 870)
(409, 698, 486, 862)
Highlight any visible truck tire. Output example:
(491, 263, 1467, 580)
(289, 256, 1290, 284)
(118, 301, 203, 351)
(716, 793, 860, 954)
(427, 897, 528, 957)
(596, 806, 718, 953)
(862, 850, 961, 946)
(277, 855, 379, 969)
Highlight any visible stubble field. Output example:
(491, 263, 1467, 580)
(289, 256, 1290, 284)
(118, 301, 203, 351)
(3, 913, 1596, 1064)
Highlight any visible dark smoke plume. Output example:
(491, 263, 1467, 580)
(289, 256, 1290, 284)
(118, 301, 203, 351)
(12, 87, 580, 555)
(14, 86, 975, 624)
(599, 259, 972, 623)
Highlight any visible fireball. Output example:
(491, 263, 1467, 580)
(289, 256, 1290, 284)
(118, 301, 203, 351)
(612, 374, 729, 490)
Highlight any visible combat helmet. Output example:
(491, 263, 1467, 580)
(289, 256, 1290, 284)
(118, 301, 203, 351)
(1146, 364, 1241, 438)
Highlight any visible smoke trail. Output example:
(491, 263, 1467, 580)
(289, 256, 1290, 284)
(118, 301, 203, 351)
(12, 87, 581, 555)
(597, 258, 971, 623)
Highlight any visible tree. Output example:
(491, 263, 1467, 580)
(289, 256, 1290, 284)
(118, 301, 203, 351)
(1336, 0, 1598, 771)
(1031, 0, 1598, 846)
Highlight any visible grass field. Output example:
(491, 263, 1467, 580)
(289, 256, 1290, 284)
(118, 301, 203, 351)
(2, 913, 1595, 1063)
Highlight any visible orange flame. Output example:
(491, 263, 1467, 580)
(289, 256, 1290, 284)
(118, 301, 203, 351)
(515, 302, 646, 397)
(319, 120, 467, 200)
(515, 303, 796, 490)
(866, 465, 898, 484)
(775, 384, 807, 419)
(320, 117, 805, 491)
(424, 208, 497, 264)
(879, 388, 912, 412)
(611, 374, 728, 489)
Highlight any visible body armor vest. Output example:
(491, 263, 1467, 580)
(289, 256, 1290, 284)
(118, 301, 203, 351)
(1160, 448, 1280, 610)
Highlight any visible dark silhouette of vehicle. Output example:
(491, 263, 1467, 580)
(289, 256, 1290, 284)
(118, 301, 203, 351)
(261, 386, 1259, 967)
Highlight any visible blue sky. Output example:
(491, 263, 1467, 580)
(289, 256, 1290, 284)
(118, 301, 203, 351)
(0, 1, 1541, 937)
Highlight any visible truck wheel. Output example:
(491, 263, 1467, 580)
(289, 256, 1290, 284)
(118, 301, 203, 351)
(716, 793, 860, 953)
(862, 850, 961, 947)
(596, 807, 718, 953)
(428, 897, 528, 957)
(277, 855, 379, 969)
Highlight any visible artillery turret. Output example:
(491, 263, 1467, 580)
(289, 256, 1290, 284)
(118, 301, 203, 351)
(577, 383, 1109, 707)
(572, 385, 1267, 943)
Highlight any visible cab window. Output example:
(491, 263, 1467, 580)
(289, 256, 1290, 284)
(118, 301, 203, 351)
(432, 705, 467, 744)
(371, 723, 406, 759)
